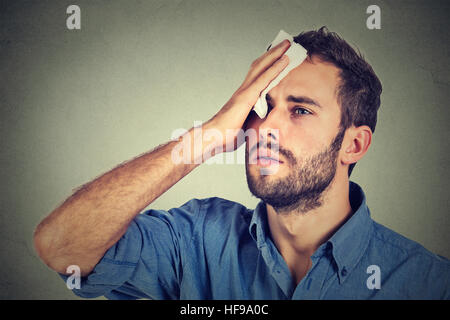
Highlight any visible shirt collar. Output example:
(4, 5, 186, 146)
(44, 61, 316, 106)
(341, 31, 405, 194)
(249, 200, 270, 249)
(249, 181, 373, 284)
(327, 181, 373, 284)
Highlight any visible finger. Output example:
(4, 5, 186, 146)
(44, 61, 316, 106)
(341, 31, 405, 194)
(242, 40, 291, 87)
(243, 40, 290, 85)
(245, 55, 289, 106)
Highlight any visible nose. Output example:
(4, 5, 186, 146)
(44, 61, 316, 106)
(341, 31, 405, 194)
(258, 100, 284, 144)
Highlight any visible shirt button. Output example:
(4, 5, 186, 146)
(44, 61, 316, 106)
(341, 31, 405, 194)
(341, 267, 347, 277)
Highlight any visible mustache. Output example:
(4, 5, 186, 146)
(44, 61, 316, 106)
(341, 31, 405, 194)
(248, 141, 297, 165)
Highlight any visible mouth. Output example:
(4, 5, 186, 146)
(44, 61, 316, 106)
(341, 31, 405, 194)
(257, 156, 282, 167)
(251, 148, 284, 167)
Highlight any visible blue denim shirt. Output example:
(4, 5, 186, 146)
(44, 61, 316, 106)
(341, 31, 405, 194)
(60, 181, 450, 299)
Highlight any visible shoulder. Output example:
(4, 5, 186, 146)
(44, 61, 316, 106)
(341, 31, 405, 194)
(140, 197, 250, 216)
(135, 197, 252, 235)
(371, 221, 449, 264)
(367, 221, 450, 298)
(184, 197, 254, 236)
(196, 197, 253, 220)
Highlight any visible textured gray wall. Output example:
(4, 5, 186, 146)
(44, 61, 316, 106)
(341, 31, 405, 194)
(0, 0, 448, 299)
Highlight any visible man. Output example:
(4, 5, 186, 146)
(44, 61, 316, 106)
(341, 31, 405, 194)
(34, 27, 450, 299)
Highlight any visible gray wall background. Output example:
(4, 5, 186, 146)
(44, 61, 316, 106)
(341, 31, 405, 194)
(0, 0, 448, 299)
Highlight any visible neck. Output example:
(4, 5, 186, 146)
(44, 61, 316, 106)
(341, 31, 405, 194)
(266, 172, 353, 282)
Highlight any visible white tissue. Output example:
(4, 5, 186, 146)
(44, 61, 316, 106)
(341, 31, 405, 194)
(252, 30, 308, 118)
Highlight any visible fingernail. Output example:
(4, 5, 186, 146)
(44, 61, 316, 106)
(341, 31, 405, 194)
(276, 40, 287, 48)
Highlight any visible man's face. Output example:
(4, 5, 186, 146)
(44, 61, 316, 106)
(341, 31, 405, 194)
(245, 55, 345, 213)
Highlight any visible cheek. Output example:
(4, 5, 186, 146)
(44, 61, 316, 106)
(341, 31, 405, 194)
(279, 121, 328, 156)
(245, 117, 261, 150)
(245, 136, 257, 158)
(244, 111, 260, 131)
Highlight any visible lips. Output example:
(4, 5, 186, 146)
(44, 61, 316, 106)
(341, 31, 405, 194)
(257, 156, 281, 166)
(251, 148, 283, 165)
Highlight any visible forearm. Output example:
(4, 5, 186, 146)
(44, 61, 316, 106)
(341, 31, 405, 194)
(34, 125, 211, 276)
(34, 39, 291, 277)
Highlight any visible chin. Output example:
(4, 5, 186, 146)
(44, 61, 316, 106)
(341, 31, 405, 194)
(247, 163, 286, 180)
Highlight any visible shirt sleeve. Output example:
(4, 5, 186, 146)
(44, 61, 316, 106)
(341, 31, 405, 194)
(58, 198, 202, 299)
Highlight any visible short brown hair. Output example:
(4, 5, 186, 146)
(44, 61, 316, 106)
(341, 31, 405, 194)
(294, 27, 382, 176)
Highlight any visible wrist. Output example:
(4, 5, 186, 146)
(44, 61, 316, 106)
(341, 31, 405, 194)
(170, 121, 224, 166)
(194, 120, 225, 163)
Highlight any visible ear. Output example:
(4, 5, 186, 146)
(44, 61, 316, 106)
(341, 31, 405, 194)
(340, 125, 372, 166)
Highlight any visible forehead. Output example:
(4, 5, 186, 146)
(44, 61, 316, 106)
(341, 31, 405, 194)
(276, 55, 341, 106)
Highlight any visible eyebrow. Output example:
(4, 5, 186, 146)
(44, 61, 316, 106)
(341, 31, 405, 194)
(266, 93, 322, 108)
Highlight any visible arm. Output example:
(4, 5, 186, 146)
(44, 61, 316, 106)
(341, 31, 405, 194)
(33, 39, 291, 277)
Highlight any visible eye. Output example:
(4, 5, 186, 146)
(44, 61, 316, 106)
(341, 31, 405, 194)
(267, 102, 274, 114)
(292, 107, 312, 116)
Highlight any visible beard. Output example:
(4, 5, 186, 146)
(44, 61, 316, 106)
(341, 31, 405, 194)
(245, 128, 345, 215)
